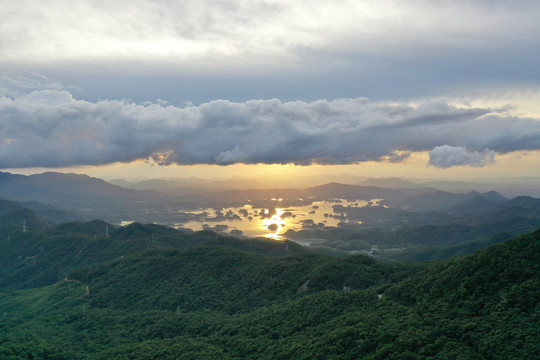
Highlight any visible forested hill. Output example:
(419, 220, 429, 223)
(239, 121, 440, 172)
(0, 224, 538, 358)
(0, 218, 305, 290)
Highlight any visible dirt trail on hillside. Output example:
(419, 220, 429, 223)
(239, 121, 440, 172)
(64, 278, 90, 297)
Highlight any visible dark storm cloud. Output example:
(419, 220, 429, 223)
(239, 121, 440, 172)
(1, 90, 540, 169)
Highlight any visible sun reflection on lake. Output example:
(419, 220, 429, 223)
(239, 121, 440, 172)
(173, 199, 372, 240)
(262, 208, 289, 240)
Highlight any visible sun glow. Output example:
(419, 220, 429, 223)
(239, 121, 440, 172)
(261, 208, 289, 240)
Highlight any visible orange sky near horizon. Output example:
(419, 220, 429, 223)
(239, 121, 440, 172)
(5, 150, 540, 184)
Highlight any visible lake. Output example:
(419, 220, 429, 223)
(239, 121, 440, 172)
(173, 199, 375, 239)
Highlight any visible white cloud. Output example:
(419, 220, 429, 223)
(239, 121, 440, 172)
(0, 73, 65, 91)
(428, 145, 496, 168)
(215, 146, 249, 164)
(1, 90, 540, 169)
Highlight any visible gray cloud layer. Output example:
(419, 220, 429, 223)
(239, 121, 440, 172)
(1, 90, 540, 169)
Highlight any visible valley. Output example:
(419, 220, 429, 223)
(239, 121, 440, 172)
(0, 216, 538, 359)
(2, 171, 540, 261)
(0, 172, 538, 359)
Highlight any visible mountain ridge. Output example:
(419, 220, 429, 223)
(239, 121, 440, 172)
(0, 226, 537, 359)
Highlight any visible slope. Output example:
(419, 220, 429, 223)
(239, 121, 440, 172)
(0, 218, 305, 290)
(0, 226, 537, 359)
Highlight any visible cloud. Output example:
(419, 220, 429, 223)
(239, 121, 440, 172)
(428, 145, 496, 168)
(1, 90, 540, 169)
(215, 146, 249, 164)
(1, 1, 539, 108)
(0, 73, 65, 92)
(2, 0, 539, 67)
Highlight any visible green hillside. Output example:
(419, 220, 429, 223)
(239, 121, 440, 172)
(0, 223, 537, 359)
(0, 211, 303, 290)
(0, 197, 83, 225)
(70, 247, 393, 313)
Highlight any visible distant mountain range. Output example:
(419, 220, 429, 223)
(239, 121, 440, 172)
(2, 171, 540, 260)
(112, 174, 540, 197)
(0, 171, 139, 201)
(0, 171, 166, 222)
(0, 172, 535, 223)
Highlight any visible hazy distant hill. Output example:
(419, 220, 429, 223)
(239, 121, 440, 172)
(0, 171, 159, 204)
(0, 198, 24, 216)
(305, 182, 397, 199)
(419, 178, 540, 198)
(0, 208, 52, 231)
(210, 183, 513, 214)
(505, 195, 540, 210)
(109, 174, 371, 193)
(0, 171, 134, 201)
(386, 189, 507, 212)
(442, 191, 508, 214)
(359, 177, 425, 189)
(110, 176, 266, 193)
(0, 171, 166, 222)
(210, 182, 432, 205)
(0, 197, 82, 224)
(112, 175, 540, 198)
(285, 186, 540, 261)
(2, 172, 540, 260)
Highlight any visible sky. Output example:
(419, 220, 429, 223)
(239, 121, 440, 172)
(1, 0, 540, 181)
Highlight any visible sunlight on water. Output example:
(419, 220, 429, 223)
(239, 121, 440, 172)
(262, 208, 289, 240)
(174, 199, 374, 239)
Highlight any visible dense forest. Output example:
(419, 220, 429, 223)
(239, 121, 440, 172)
(0, 213, 538, 359)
